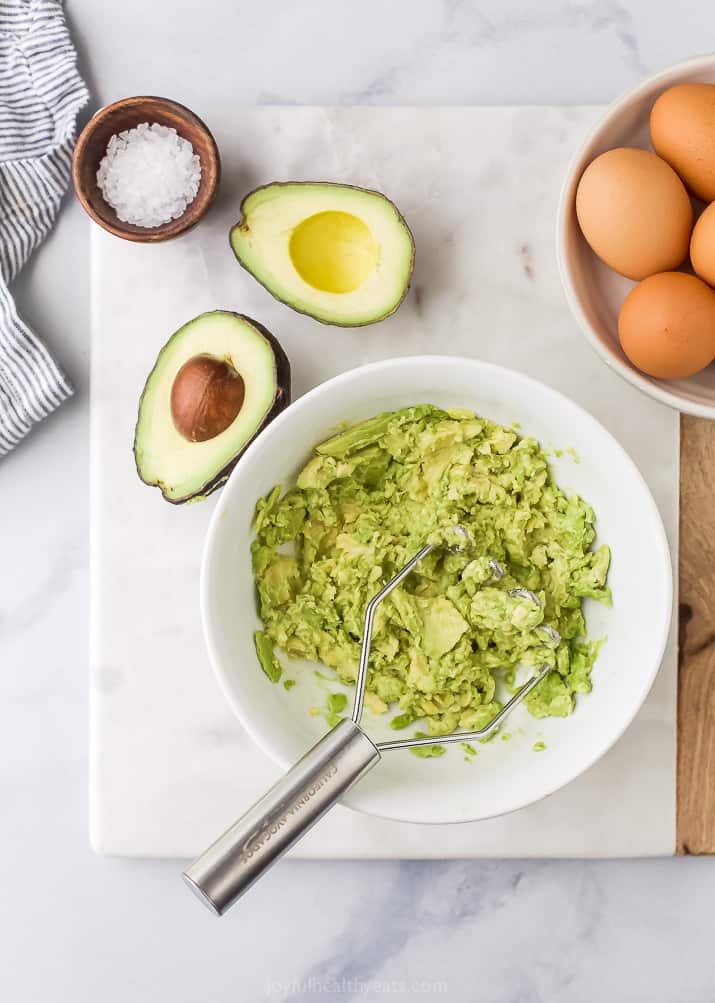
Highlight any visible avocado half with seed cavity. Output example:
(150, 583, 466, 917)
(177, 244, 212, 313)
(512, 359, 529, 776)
(133, 311, 290, 503)
(229, 182, 415, 327)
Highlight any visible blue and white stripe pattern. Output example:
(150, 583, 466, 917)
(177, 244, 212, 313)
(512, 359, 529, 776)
(0, 0, 87, 455)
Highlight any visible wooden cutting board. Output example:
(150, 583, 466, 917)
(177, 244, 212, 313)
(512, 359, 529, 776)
(678, 416, 715, 854)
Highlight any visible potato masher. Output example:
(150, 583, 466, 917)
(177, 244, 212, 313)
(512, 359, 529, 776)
(183, 529, 551, 915)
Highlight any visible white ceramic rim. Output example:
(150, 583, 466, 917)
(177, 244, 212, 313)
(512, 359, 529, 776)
(200, 356, 673, 823)
(556, 52, 715, 419)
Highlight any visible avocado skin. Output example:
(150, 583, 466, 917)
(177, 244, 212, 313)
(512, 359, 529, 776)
(229, 181, 415, 327)
(134, 311, 291, 505)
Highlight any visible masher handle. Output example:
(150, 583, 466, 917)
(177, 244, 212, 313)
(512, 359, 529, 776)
(183, 719, 380, 915)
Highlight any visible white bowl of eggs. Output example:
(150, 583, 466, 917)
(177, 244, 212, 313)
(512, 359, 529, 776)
(557, 54, 715, 418)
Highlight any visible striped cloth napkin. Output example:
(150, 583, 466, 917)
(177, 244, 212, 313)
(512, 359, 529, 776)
(0, 0, 87, 455)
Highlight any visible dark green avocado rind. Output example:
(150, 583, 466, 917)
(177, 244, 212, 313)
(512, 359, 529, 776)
(133, 310, 291, 505)
(229, 181, 416, 328)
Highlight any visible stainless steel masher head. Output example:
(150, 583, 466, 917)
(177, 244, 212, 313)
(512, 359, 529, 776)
(183, 527, 551, 916)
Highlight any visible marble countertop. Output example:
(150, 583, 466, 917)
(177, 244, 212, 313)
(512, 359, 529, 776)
(3, 2, 714, 1000)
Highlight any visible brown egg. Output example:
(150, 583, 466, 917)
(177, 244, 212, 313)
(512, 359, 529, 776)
(618, 272, 715, 379)
(576, 148, 692, 280)
(651, 83, 715, 202)
(690, 201, 715, 287)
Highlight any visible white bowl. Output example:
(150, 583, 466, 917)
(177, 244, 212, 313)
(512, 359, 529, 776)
(557, 54, 715, 418)
(201, 356, 672, 824)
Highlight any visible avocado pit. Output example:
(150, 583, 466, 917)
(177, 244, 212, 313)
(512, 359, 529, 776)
(171, 354, 245, 442)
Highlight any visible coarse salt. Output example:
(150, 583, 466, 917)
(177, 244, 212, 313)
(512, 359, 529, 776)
(97, 122, 202, 228)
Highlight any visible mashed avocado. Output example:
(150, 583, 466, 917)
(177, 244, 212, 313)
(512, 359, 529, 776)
(251, 405, 611, 737)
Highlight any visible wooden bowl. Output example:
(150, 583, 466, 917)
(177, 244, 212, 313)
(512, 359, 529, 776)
(72, 95, 220, 242)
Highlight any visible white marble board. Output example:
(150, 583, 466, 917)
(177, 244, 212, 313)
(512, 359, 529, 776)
(90, 106, 678, 858)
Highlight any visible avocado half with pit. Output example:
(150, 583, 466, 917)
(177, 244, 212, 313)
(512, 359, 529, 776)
(229, 182, 415, 327)
(133, 311, 290, 504)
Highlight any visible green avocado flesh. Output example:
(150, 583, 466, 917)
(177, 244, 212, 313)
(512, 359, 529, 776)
(134, 311, 290, 504)
(251, 405, 611, 738)
(230, 182, 415, 327)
